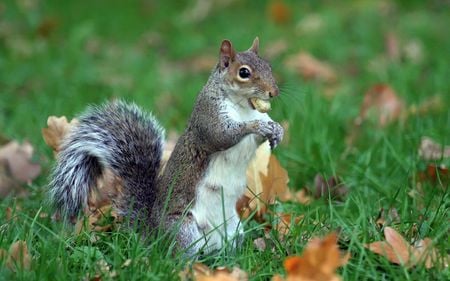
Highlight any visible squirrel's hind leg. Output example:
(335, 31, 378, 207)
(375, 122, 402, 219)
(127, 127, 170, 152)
(164, 213, 208, 258)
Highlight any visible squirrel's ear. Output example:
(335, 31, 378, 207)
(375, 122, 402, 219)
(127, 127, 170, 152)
(220, 39, 235, 69)
(248, 37, 259, 54)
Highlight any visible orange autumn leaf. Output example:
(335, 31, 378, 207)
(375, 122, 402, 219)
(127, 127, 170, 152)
(284, 52, 337, 83)
(274, 213, 304, 239)
(268, 0, 291, 24)
(180, 263, 247, 281)
(42, 116, 78, 154)
(273, 233, 349, 281)
(356, 84, 405, 127)
(365, 226, 448, 268)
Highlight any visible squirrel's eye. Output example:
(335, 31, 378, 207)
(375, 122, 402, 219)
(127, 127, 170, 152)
(238, 66, 252, 80)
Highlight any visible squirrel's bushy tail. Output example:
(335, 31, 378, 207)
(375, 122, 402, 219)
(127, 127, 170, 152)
(49, 100, 165, 218)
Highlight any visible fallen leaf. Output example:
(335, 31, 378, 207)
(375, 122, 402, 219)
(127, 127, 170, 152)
(375, 207, 400, 228)
(284, 52, 337, 83)
(296, 14, 324, 34)
(6, 240, 31, 271)
(282, 189, 311, 205)
(365, 226, 448, 268)
(253, 237, 267, 251)
(241, 142, 309, 222)
(5, 205, 22, 221)
(417, 164, 449, 186)
(180, 263, 247, 281)
(88, 168, 124, 210)
(36, 17, 58, 38)
(355, 84, 405, 127)
(418, 136, 450, 161)
(0, 160, 23, 198)
(245, 141, 272, 219)
(385, 32, 400, 61)
(74, 205, 120, 234)
(273, 233, 349, 281)
(264, 39, 289, 60)
(0, 141, 41, 183)
(313, 174, 348, 201)
(42, 116, 78, 154)
(274, 213, 303, 239)
(268, 0, 291, 24)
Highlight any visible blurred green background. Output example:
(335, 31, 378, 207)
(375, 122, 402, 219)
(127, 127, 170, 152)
(1, 0, 449, 185)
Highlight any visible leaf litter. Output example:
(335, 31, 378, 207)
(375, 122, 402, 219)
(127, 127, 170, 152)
(365, 226, 449, 269)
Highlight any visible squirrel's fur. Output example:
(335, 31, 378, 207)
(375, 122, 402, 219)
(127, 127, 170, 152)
(49, 38, 283, 256)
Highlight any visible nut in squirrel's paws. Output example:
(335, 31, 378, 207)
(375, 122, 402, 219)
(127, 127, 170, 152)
(249, 98, 271, 113)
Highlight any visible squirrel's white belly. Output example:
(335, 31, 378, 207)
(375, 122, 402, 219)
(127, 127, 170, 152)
(191, 133, 260, 251)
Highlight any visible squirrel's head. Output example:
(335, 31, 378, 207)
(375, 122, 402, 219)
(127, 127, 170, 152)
(218, 37, 279, 110)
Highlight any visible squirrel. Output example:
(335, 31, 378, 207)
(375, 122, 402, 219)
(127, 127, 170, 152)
(49, 37, 284, 256)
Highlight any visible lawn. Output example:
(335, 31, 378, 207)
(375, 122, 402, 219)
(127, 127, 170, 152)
(0, 0, 449, 280)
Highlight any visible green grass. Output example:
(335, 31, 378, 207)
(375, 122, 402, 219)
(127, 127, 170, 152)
(1, 0, 449, 280)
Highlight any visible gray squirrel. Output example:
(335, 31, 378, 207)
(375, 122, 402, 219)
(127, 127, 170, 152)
(49, 38, 284, 256)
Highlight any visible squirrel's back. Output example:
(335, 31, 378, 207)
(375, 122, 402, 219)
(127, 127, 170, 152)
(49, 100, 165, 217)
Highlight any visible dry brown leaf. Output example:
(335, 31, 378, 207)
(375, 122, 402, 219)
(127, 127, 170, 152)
(284, 52, 337, 83)
(6, 240, 31, 271)
(313, 174, 348, 202)
(273, 233, 349, 281)
(245, 141, 271, 218)
(365, 226, 448, 268)
(180, 263, 247, 281)
(241, 142, 309, 222)
(88, 168, 124, 210)
(5, 205, 22, 221)
(268, 0, 291, 24)
(282, 189, 312, 205)
(417, 164, 449, 186)
(36, 17, 58, 38)
(418, 136, 450, 161)
(75, 205, 120, 234)
(42, 116, 78, 154)
(264, 39, 288, 60)
(253, 237, 267, 251)
(356, 84, 405, 127)
(274, 213, 303, 239)
(375, 207, 400, 228)
(0, 160, 23, 198)
(0, 141, 41, 183)
(385, 32, 400, 61)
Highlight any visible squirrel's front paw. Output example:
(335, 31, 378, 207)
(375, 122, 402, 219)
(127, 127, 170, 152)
(256, 121, 284, 149)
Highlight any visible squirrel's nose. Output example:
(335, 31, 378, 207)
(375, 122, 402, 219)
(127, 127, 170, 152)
(269, 87, 279, 98)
